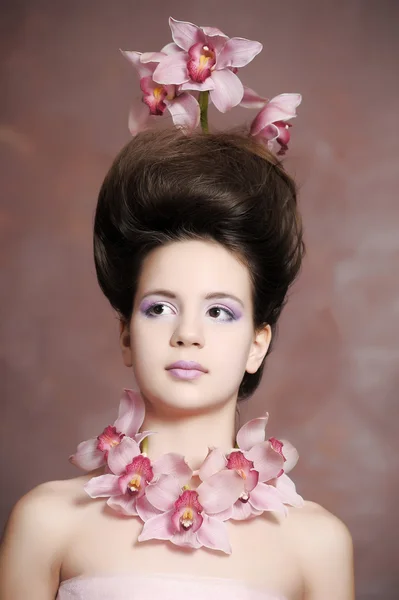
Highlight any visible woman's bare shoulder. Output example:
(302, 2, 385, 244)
(284, 500, 352, 543)
(287, 499, 350, 530)
(284, 501, 355, 598)
(1, 471, 98, 547)
(0, 473, 98, 599)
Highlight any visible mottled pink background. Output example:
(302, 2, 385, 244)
(1, 1, 398, 598)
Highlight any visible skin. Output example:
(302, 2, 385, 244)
(0, 239, 355, 599)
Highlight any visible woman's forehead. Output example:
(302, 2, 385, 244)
(138, 240, 252, 296)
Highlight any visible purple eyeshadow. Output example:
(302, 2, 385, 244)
(140, 299, 157, 313)
(138, 297, 243, 321)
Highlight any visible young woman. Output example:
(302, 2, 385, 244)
(0, 127, 355, 599)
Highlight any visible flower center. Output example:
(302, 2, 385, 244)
(96, 426, 125, 455)
(269, 437, 287, 476)
(226, 450, 254, 478)
(187, 42, 216, 83)
(172, 489, 204, 534)
(180, 508, 194, 530)
(124, 455, 154, 495)
(127, 474, 141, 494)
(153, 86, 165, 101)
(239, 492, 250, 503)
(200, 45, 215, 63)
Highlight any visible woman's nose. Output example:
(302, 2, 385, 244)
(170, 316, 205, 347)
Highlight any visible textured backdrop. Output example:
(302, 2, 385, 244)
(1, 1, 398, 598)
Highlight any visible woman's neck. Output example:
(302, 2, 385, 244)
(140, 399, 238, 471)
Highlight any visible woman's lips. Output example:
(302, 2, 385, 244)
(167, 368, 205, 380)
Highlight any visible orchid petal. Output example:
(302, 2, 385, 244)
(153, 452, 192, 484)
(107, 437, 141, 476)
(179, 79, 215, 92)
(216, 37, 263, 70)
(199, 447, 227, 481)
(276, 124, 291, 145)
(279, 440, 299, 473)
(231, 499, 258, 520)
(209, 68, 244, 112)
(160, 42, 182, 55)
(246, 441, 285, 482)
(166, 93, 200, 131)
(236, 414, 269, 451)
(169, 17, 204, 51)
(113, 389, 145, 437)
(69, 438, 105, 471)
(269, 93, 302, 113)
(171, 529, 202, 549)
(250, 108, 288, 137)
(136, 493, 163, 521)
(209, 505, 233, 521)
(138, 510, 175, 542)
(245, 469, 259, 493)
(152, 52, 190, 85)
(201, 26, 228, 39)
(274, 474, 304, 507)
(250, 94, 301, 136)
(196, 514, 232, 554)
(140, 51, 167, 64)
(253, 123, 280, 142)
(202, 33, 229, 56)
(107, 494, 138, 516)
(145, 474, 181, 511)
(133, 430, 156, 445)
(240, 86, 269, 109)
(84, 474, 120, 498)
(120, 50, 154, 78)
(197, 469, 243, 513)
(127, 100, 151, 137)
(250, 482, 288, 514)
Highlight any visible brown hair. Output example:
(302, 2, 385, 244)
(93, 126, 305, 400)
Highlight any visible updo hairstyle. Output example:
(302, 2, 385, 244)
(93, 127, 305, 400)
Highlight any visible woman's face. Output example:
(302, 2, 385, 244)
(120, 239, 271, 416)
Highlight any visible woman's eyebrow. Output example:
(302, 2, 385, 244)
(141, 289, 245, 308)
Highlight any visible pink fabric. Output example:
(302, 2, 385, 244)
(56, 572, 287, 599)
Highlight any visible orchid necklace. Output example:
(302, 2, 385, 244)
(70, 389, 303, 554)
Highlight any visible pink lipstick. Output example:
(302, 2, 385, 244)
(166, 360, 207, 380)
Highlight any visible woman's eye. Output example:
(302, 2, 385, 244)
(208, 306, 235, 321)
(145, 303, 174, 317)
(144, 303, 235, 321)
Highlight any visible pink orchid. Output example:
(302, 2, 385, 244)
(237, 415, 303, 508)
(121, 45, 200, 135)
(84, 437, 192, 519)
(199, 445, 286, 521)
(197, 416, 303, 519)
(69, 388, 153, 471)
(249, 93, 302, 155)
(248, 437, 303, 508)
(138, 473, 239, 553)
(151, 17, 263, 113)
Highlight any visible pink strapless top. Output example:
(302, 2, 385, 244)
(56, 572, 288, 600)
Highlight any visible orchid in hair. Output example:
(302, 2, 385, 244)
(151, 17, 263, 115)
(249, 93, 302, 155)
(120, 16, 301, 154)
(69, 389, 154, 471)
(121, 46, 200, 135)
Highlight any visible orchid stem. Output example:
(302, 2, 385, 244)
(141, 436, 149, 455)
(199, 91, 209, 133)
